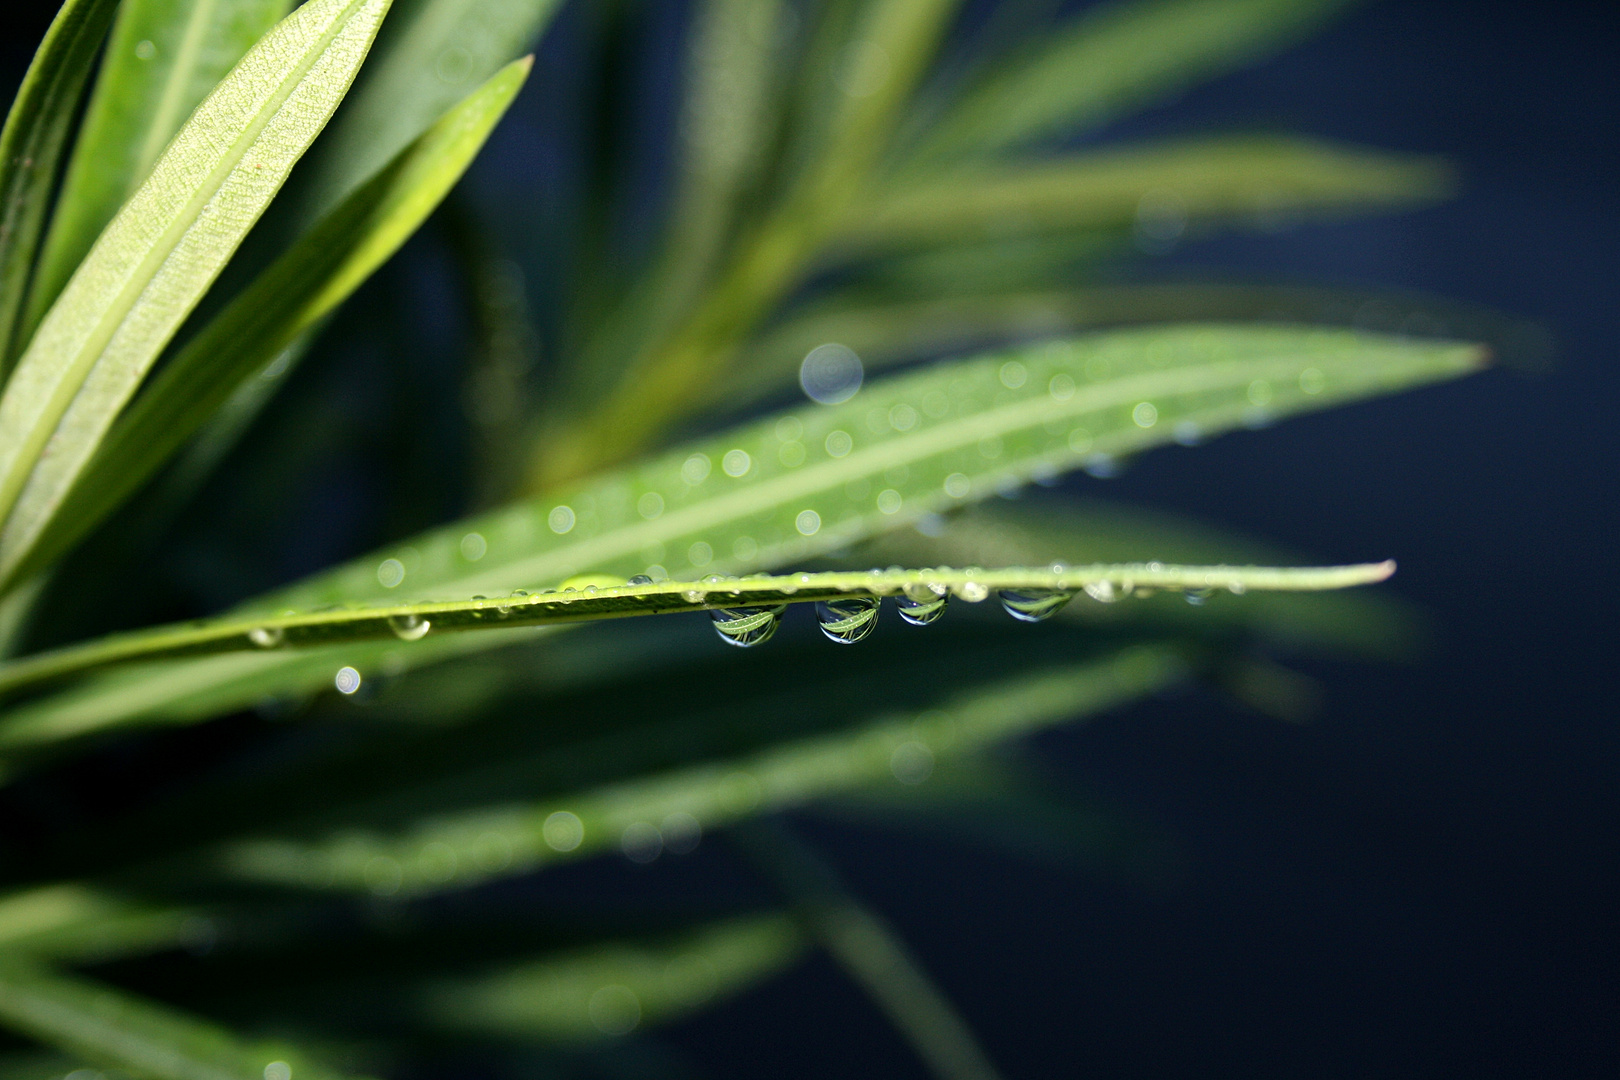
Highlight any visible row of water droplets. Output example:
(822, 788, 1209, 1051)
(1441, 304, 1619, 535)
(708, 564, 1232, 648)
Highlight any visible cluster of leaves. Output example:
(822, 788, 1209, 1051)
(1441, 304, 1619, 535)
(0, 0, 1494, 1076)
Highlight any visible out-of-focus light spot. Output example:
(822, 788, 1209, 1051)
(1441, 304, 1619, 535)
(718, 772, 762, 813)
(732, 535, 758, 561)
(1299, 367, 1326, 394)
(334, 667, 362, 695)
(589, 985, 641, 1035)
(364, 855, 401, 895)
(459, 532, 487, 561)
(1135, 188, 1188, 253)
(800, 343, 864, 404)
(890, 741, 934, 784)
(1247, 379, 1274, 406)
(915, 513, 946, 537)
(722, 449, 751, 476)
(1174, 420, 1202, 446)
(796, 509, 821, 535)
(134, 39, 156, 60)
(877, 488, 902, 514)
(688, 541, 714, 567)
(1133, 401, 1158, 428)
(543, 811, 584, 851)
(548, 505, 575, 533)
(1049, 373, 1075, 400)
(377, 559, 404, 588)
(1067, 427, 1093, 454)
(264, 1062, 292, 1080)
(889, 402, 918, 431)
(682, 452, 711, 484)
(775, 416, 803, 441)
(999, 361, 1027, 389)
(621, 822, 663, 863)
(778, 441, 805, 467)
(638, 491, 664, 519)
(943, 473, 970, 498)
(824, 429, 853, 457)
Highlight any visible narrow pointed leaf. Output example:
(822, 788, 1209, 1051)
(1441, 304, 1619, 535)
(218, 646, 1183, 895)
(0, 0, 393, 590)
(849, 137, 1451, 252)
(421, 915, 806, 1042)
(0, 561, 1390, 703)
(24, 0, 294, 340)
(910, 0, 1356, 163)
(5, 57, 533, 592)
(0, 962, 353, 1080)
(302, 0, 564, 217)
(0, 0, 122, 369)
(0, 325, 1482, 746)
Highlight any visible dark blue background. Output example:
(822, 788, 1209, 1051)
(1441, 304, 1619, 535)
(4, 1, 1616, 1076)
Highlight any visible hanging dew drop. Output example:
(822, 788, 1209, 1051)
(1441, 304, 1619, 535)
(1084, 580, 1119, 603)
(954, 581, 990, 603)
(998, 588, 1074, 622)
(388, 614, 431, 641)
(247, 626, 284, 648)
(895, 582, 949, 626)
(1185, 588, 1213, 606)
(710, 604, 786, 647)
(628, 574, 653, 585)
(816, 596, 879, 643)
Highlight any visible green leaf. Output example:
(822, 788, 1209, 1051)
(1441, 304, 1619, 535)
(848, 136, 1451, 253)
(862, 499, 1422, 659)
(0, 0, 394, 596)
(301, 0, 564, 218)
(910, 0, 1357, 163)
(740, 283, 1543, 411)
(0, 326, 1479, 749)
(0, 0, 122, 370)
(0, 561, 1390, 703)
(217, 646, 1184, 895)
(0, 885, 202, 965)
(420, 914, 807, 1041)
(4, 57, 534, 593)
(24, 0, 295, 342)
(0, 962, 354, 1080)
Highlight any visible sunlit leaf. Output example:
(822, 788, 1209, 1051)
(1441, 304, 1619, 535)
(24, 0, 294, 340)
(5, 58, 533, 593)
(0, 0, 393, 595)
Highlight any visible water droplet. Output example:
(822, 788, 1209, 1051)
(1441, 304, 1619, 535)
(1085, 580, 1120, 603)
(999, 588, 1073, 622)
(800, 343, 864, 404)
(1227, 581, 1248, 595)
(1185, 588, 1213, 605)
(895, 587, 948, 626)
(388, 614, 431, 641)
(334, 667, 362, 694)
(955, 581, 990, 602)
(710, 604, 786, 647)
(629, 574, 653, 585)
(247, 626, 283, 648)
(816, 596, 879, 643)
